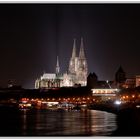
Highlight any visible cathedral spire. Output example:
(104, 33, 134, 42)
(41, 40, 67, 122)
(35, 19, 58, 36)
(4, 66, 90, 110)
(79, 37, 85, 59)
(56, 56, 60, 74)
(72, 38, 76, 58)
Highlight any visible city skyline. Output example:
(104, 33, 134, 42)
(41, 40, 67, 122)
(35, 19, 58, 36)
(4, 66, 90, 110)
(0, 4, 140, 88)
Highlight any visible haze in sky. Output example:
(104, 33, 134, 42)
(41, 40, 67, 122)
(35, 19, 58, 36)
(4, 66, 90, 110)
(0, 4, 140, 88)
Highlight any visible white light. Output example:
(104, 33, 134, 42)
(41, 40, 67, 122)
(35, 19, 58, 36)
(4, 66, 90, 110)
(47, 102, 59, 105)
(114, 100, 121, 105)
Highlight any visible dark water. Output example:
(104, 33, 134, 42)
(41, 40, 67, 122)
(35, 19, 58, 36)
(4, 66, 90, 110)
(0, 107, 117, 136)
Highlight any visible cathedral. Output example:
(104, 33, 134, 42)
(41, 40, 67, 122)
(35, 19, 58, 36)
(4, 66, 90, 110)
(35, 38, 88, 89)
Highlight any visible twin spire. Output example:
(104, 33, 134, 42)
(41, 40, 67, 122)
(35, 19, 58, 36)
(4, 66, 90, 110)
(72, 38, 76, 58)
(56, 56, 60, 74)
(56, 37, 86, 74)
(72, 37, 85, 59)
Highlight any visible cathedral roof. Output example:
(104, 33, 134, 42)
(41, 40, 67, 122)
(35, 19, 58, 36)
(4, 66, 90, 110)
(41, 73, 56, 80)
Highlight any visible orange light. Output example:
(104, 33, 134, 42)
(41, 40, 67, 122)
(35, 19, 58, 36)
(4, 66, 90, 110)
(126, 96, 129, 98)
(123, 96, 125, 99)
(132, 95, 135, 98)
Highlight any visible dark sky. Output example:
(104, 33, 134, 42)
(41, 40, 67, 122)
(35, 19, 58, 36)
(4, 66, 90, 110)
(0, 4, 140, 88)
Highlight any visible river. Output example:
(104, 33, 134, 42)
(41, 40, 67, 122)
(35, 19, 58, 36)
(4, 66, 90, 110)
(0, 107, 117, 136)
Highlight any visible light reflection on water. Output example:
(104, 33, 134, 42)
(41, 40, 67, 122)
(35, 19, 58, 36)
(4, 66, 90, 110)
(21, 109, 117, 136)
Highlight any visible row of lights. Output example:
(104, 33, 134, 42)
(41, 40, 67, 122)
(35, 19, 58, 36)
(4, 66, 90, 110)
(21, 97, 96, 102)
(121, 94, 140, 100)
(46, 97, 92, 101)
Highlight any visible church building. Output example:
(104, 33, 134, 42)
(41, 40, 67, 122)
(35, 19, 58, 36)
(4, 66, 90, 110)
(35, 38, 88, 89)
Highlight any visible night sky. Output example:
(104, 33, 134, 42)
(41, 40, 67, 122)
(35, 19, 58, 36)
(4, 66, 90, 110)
(0, 4, 140, 88)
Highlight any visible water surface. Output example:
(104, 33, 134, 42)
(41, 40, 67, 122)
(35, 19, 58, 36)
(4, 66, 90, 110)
(0, 108, 117, 136)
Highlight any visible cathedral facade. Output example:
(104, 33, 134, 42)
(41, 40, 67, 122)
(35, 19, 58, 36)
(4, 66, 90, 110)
(35, 38, 88, 89)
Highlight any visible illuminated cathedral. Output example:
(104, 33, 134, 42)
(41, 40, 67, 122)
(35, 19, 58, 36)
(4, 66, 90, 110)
(35, 38, 88, 89)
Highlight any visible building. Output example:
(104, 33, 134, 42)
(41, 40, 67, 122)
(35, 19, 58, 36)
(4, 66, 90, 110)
(35, 73, 63, 89)
(136, 75, 140, 87)
(35, 38, 88, 89)
(67, 38, 88, 86)
(123, 78, 136, 88)
(115, 66, 126, 88)
(35, 56, 63, 89)
(87, 72, 98, 89)
(91, 88, 119, 101)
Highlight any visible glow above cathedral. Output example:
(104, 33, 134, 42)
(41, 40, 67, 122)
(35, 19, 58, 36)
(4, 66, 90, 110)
(35, 38, 88, 89)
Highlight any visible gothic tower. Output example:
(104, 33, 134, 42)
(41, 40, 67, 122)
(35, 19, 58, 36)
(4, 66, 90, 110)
(115, 66, 126, 88)
(67, 38, 88, 86)
(68, 39, 78, 74)
(77, 37, 88, 86)
(56, 56, 60, 74)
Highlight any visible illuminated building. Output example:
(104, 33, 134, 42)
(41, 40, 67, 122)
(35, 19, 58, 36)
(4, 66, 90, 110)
(35, 38, 88, 89)
(35, 73, 63, 89)
(35, 56, 63, 89)
(123, 78, 136, 88)
(136, 75, 140, 87)
(91, 88, 119, 101)
(66, 38, 88, 86)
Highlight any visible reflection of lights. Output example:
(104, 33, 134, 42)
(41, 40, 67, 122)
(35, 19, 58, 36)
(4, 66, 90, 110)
(126, 96, 129, 98)
(47, 98, 50, 101)
(87, 97, 90, 100)
(73, 98, 75, 100)
(114, 100, 121, 105)
(83, 97, 85, 100)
